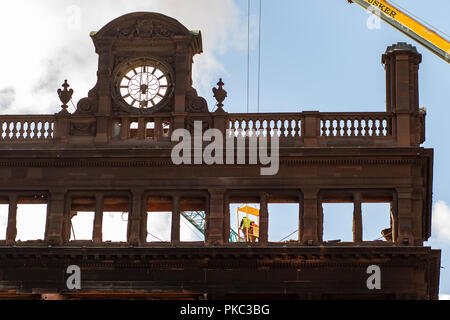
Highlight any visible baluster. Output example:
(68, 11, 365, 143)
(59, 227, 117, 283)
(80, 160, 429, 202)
(0, 120, 4, 140)
(42, 121, 48, 139)
(24, 121, 30, 139)
(284, 119, 289, 137)
(350, 118, 356, 137)
(38, 121, 45, 139)
(25, 121, 32, 139)
(342, 118, 349, 137)
(265, 119, 270, 137)
(279, 118, 286, 138)
(288, 119, 295, 137)
(382, 118, 387, 136)
(236, 118, 242, 137)
(5, 122, 11, 140)
(369, 118, 376, 137)
(275, 119, 281, 137)
(375, 118, 380, 136)
(320, 119, 326, 137)
(363, 119, 369, 137)
(286, 119, 292, 137)
(230, 119, 236, 134)
(32, 121, 38, 139)
(356, 118, 362, 137)
(11, 121, 18, 140)
(48, 121, 54, 139)
(17, 121, 25, 140)
(255, 119, 261, 137)
(335, 118, 340, 137)
(44, 121, 50, 139)
(386, 117, 392, 136)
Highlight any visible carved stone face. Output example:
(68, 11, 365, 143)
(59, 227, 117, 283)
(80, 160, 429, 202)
(112, 57, 174, 113)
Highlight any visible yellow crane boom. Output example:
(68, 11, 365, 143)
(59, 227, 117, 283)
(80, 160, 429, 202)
(348, 0, 450, 63)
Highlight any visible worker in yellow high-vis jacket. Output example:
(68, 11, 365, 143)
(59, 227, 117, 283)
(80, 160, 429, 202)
(240, 216, 251, 241)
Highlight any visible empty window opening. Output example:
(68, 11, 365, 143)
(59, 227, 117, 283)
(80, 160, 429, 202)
(230, 202, 260, 243)
(129, 121, 138, 139)
(16, 195, 48, 241)
(268, 203, 299, 242)
(162, 121, 171, 138)
(102, 196, 129, 242)
(70, 197, 95, 241)
(362, 203, 392, 242)
(180, 197, 206, 242)
(0, 198, 8, 240)
(147, 196, 172, 242)
(146, 121, 155, 139)
(112, 121, 121, 138)
(322, 203, 354, 243)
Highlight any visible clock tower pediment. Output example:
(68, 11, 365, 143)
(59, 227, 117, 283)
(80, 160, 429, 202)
(78, 12, 204, 117)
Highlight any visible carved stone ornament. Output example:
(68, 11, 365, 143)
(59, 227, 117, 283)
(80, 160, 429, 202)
(57, 80, 74, 114)
(212, 78, 227, 113)
(92, 12, 192, 41)
(186, 87, 209, 113)
(75, 98, 97, 115)
(114, 20, 175, 39)
(69, 121, 97, 136)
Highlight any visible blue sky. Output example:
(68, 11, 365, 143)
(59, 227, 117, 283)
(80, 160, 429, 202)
(0, 0, 449, 298)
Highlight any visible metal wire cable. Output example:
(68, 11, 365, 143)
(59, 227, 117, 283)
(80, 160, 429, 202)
(279, 230, 298, 242)
(71, 223, 76, 241)
(257, 0, 262, 113)
(147, 231, 164, 242)
(246, 0, 251, 113)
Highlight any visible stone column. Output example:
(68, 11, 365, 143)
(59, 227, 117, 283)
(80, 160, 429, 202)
(206, 189, 225, 246)
(353, 192, 363, 243)
(396, 188, 414, 245)
(94, 45, 113, 145)
(412, 187, 424, 246)
(93, 194, 104, 244)
(62, 194, 73, 243)
(172, 40, 190, 131)
(171, 195, 181, 244)
(140, 194, 148, 244)
(45, 190, 67, 245)
(259, 192, 269, 244)
(128, 189, 144, 246)
(391, 192, 399, 243)
(301, 188, 319, 244)
(5, 195, 17, 244)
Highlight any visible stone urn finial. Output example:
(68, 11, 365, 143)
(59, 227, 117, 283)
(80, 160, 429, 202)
(57, 80, 74, 114)
(212, 78, 227, 112)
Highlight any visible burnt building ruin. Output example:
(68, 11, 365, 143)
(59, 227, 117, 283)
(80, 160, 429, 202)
(0, 12, 440, 300)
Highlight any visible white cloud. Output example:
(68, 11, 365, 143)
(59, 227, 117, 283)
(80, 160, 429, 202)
(440, 294, 450, 300)
(432, 200, 450, 243)
(0, 0, 245, 114)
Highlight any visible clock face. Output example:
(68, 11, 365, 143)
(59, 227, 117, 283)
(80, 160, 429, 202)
(113, 58, 173, 112)
(119, 64, 169, 108)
